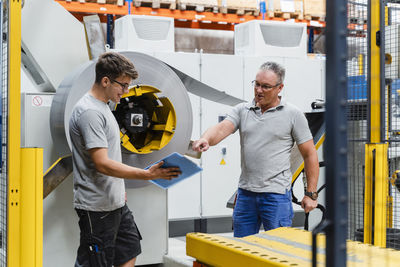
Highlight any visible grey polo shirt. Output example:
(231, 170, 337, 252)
(69, 93, 125, 211)
(226, 99, 312, 194)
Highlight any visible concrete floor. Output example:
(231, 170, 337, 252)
(136, 232, 234, 266)
(161, 232, 234, 267)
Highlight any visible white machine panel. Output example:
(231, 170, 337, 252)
(115, 15, 174, 53)
(283, 57, 324, 112)
(235, 20, 307, 58)
(200, 55, 242, 217)
(385, 25, 400, 79)
(21, 93, 58, 170)
(200, 54, 244, 99)
(321, 58, 326, 100)
(43, 178, 77, 267)
(165, 93, 201, 220)
(126, 185, 168, 265)
(21, 0, 89, 91)
(154, 52, 202, 220)
(200, 99, 241, 217)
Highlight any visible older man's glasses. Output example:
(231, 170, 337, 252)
(110, 78, 131, 91)
(252, 80, 281, 90)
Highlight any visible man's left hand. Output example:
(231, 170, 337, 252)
(301, 196, 318, 213)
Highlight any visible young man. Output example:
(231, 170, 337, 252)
(192, 62, 319, 237)
(70, 52, 180, 267)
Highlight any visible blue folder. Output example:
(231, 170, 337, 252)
(146, 152, 202, 189)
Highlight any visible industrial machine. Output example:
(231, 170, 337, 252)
(186, 228, 400, 267)
(20, 1, 326, 266)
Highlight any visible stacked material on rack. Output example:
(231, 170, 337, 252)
(133, 0, 177, 9)
(62, 0, 327, 22)
(303, 0, 325, 20)
(267, 0, 304, 19)
(218, 0, 259, 16)
(177, 0, 219, 12)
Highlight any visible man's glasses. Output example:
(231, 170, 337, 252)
(252, 80, 281, 91)
(109, 78, 131, 91)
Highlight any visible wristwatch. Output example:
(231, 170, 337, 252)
(305, 191, 318, 200)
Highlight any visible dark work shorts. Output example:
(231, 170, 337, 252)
(75, 204, 142, 267)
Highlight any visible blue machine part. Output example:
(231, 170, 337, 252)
(348, 75, 367, 100)
(348, 75, 400, 101)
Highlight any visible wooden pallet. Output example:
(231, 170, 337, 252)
(268, 11, 300, 19)
(267, 0, 304, 19)
(219, 0, 258, 15)
(304, 14, 325, 21)
(133, 0, 176, 9)
(303, 0, 325, 21)
(220, 6, 259, 16)
(178, 3, 218, 13)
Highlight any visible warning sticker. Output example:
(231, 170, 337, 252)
(32, 95, 52, 107)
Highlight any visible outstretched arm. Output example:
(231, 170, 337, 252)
(192, 120, 235, 152)
(89, 148, 181, 180)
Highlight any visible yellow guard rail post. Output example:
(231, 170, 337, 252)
(364, 0, 388, 248)
(8, 0, 22, 265)
(8, 0, 43, 266)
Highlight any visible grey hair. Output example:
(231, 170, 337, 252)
(259, 62, 285, 84)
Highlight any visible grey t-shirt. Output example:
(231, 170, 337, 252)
(69, 93, 125, 211)
(226, 99, 312, 194)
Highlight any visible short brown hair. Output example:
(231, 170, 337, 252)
(95, 52, 138, 83)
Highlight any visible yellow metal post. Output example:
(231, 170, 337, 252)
(364, 144, 374, 244)
(364, 0, 388, 248)
(374, 144, 388, 247)
(8, 0, 22, 266)
(364, 146, 389, 247)
(358, 54, 364, 75)
(20, 148, 43, 267)
(370, 0, 381, 143)
(7, 1, 44, 266)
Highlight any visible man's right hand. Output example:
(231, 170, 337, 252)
(147, 161, 181, 180)
(192, 138, 210, 152)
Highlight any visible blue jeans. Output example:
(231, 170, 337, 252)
(233, 188, 293, 237)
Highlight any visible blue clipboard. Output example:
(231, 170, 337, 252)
(146, 152, 202, 189)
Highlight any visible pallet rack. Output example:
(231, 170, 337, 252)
(55, 0, 326, 30)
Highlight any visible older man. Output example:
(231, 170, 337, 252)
(192, 61, 319, 237)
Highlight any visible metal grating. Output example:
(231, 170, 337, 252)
(384, 1, 400, 250)
(347, 0, 369, 243)
(0, 1, 7, 266)
(346, 0, 400, 251)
